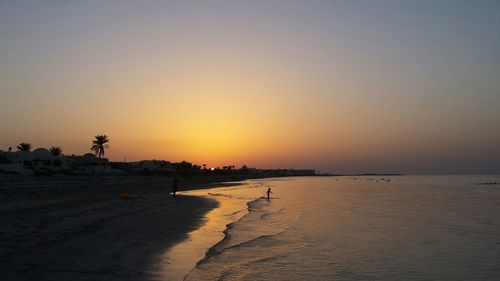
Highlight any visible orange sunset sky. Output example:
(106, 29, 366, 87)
(1, 1, 499, 174)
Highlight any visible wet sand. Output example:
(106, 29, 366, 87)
(158, 187, 252, 281)
(0, 175, 219, 281)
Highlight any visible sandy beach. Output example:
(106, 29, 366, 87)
(0, 175, 219, 281)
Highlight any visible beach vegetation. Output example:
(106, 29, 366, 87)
(17, 143, 32, 152)
(91, 135, 110, 158)
(49, 146, 63, 156)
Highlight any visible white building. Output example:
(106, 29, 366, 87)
(0, 148, 110, 175)
(129, 160, 175, 173)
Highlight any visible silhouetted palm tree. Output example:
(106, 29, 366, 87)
(91, 135, 110, 158)
(49, 146, 63, 156)
(17, 143, 32, 152)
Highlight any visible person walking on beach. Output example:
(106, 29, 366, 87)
(266, 188, 272, 200)
(171, 174, 179, 198)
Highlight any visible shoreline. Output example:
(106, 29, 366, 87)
(0, 175, 221, 281)
(156, 184, 256, 280)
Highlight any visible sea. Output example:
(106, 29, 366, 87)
(159, 175, 500, 281)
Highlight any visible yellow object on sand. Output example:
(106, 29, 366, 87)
(120, 191, 132, 200)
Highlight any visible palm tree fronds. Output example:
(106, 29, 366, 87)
(17, 143, 32, 152)
(49, 146, 63, 156)
(90, 135, 110, 158)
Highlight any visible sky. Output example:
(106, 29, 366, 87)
(1, 0, 499, 174)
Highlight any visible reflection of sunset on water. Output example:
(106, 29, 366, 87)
(157, 185, 252, 280)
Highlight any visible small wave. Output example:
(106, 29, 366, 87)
(260, 207, 285, 219)
(214, 255, 283, 281)
(227, 209, 246, 217)
(207, 192, 234, 198)
(185, 193, 289, 280)
(222, 230, 288, 251)
(260, 213, 271, 219)
(246, 254, 281, 265)
(204, 198, 261, 256)
(201, 230, 288, 266)
(201, 196, 288, 257)
(180, 196, 261, 281)
(207, 192, 250, 200)
(215, 269, 234, 281)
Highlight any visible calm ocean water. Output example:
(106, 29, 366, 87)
(165, 175, 500, 281)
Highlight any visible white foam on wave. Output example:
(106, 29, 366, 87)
(156, 181, 272, 281)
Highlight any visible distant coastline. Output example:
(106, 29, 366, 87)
(0, 147, 322, 179)
(352, 173, 405, 176)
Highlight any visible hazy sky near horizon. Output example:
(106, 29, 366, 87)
(1, 0, 499, 174)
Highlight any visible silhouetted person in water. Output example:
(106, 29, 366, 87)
(172, 174, 179, 198)
(266, 188, 272, 200)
